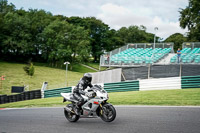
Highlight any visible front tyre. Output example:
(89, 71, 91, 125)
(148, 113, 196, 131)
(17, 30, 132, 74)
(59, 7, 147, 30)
(100, 103, 116, 122)
(64, 104, 79, 122)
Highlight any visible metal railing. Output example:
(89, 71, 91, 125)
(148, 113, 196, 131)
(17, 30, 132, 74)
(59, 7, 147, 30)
(182, 42, 200, 49)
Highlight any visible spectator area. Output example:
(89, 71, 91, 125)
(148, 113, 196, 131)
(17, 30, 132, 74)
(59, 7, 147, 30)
(170, 48, 200, 63)
(100, 42, 200, 66)
(110, 48, 171, 64)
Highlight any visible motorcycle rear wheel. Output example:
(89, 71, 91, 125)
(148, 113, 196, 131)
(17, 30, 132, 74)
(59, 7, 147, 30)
(100, 103, 116, 122)
(64, 104, 80, 122)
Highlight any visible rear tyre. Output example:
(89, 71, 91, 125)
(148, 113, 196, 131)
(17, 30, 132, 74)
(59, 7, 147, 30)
(64, 104, 80, 122)
(100, 103, 116, 122)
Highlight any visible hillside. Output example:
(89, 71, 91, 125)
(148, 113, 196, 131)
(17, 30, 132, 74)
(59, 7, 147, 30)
(0, 62, 96, 95)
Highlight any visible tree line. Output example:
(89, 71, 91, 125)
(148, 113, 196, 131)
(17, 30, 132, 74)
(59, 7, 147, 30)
(0, 0, 199, 68)
(0, 0, 158, 68)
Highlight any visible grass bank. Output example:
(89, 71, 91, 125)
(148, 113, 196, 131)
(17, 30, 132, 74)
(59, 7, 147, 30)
(1, 88, 200, 108)
(85, 62, 107, 71)
(0, 62, 95, 95)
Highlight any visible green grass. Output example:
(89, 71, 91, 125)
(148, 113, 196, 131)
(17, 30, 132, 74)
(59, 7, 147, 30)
(85, 62, 107, 71)
(70, 63, 97, 73)
(0, 97, 66, 108)
(108, 88, 200, 106)
(0, 62, 95, 95)
(1, 88, 200, 108)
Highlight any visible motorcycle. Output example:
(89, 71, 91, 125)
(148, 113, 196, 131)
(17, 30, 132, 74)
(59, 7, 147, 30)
(61, 85, 116, 122)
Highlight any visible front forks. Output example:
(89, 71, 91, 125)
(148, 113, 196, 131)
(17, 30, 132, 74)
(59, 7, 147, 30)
(100, 104, 103, 115)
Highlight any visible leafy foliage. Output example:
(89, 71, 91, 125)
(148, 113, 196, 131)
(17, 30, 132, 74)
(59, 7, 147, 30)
(66, 17, 120, 61)
(164, 33, 187, 51)
(0, 0, 164, 65)
(117, 25, 157, 44)
(179, 0, 200, 41)
(23, 62, 35, 76)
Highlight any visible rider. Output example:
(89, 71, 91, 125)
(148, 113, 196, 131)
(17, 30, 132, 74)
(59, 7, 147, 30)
(73, 73, 93, 115)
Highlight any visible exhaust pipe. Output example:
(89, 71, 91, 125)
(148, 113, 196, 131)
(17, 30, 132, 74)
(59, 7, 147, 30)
(64, 107, 75, 114)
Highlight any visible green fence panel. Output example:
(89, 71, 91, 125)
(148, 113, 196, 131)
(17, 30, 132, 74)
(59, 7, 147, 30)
(181, 78, 200, 81)
(44, 87, 72, 98)
(104, 80, 138, 85)
(104, 82, 139, 87)
(104, 84, 139, 89)
(104, 80, 139, 93)
(181, 75, 200, 79)
(181, 75, 200, 89)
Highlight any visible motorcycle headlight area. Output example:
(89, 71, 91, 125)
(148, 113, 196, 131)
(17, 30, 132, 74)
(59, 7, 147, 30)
(96, 91, 108, 100)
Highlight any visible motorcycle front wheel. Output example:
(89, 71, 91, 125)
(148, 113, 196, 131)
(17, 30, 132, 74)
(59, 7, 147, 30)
(64, 104, 80, 122)
(100, 103, 116, 122)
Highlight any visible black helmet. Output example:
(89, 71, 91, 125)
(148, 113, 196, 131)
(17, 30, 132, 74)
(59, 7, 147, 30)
(83, 73, 92, 83)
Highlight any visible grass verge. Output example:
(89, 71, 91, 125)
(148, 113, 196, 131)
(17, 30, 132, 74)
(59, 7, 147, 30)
(108, 88, 200, 106)
(1, 88, 200, 108)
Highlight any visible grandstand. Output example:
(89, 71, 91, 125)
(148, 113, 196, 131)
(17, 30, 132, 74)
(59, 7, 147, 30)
(100, 43, 174, 66)
(100, 42, 200, 67)
(110, 47, 171, 64)
(170, 42, 200, 63)
(99, 42, 200, 81)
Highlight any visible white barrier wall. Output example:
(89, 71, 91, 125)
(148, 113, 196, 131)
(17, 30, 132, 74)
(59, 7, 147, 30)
(91, 68, 121, 84)
(139, 77, 181, 91)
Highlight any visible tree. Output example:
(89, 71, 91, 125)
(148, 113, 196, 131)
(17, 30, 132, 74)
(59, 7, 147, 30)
(41, 20, 72, 66)
(117, 25, 158, 44)
(179, 0, 200, 41)
(41, 20, 90, 69)
(1, 10, 31, 61)
(84, 17, 113, 62)
(0, 0, 15, 13)
(0, 0, 16, 57)
(66, 25, 91, 69)
(66, 17, 111, 62)
(27, 9, 53, 61)
(102, 29, 124, 51)
(164, 33, 187, 51)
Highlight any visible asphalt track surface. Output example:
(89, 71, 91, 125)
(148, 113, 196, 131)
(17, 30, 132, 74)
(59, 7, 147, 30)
(0, 106, 200, 133)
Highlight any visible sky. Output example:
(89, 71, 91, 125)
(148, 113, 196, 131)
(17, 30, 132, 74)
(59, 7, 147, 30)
(8, 0, 189, 40)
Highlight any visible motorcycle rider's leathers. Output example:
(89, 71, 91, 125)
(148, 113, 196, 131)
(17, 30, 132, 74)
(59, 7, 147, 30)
(73, 75, 93, 115)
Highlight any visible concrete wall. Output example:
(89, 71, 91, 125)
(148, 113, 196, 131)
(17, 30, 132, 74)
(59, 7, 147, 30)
(139, 77, 181, 91)
(91, 68, 121, 84)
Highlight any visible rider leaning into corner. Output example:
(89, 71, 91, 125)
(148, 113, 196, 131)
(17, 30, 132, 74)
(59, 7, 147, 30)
(73, 73, 93, 115)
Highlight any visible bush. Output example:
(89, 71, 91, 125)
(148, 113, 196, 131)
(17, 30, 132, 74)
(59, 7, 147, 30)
(29, 63, 35, 76)
(23, 62, 35, 77)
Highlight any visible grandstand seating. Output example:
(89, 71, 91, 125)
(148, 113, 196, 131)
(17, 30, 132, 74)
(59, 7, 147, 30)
(170, 48, 200, 63)
(111, 48, 171, 64)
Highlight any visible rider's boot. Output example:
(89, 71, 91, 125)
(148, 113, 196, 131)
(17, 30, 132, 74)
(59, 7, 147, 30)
(74, 104, 81, 115)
